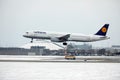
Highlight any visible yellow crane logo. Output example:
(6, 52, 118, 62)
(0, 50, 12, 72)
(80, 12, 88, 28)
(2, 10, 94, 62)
(101, 27, 107, 33)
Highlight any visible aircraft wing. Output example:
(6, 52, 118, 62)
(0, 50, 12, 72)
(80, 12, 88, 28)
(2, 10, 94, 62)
(58, 34, 70, 41)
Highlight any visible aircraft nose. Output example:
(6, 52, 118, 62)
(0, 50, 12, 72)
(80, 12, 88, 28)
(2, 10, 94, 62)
(23, 34, 27, 37)
(23, 32, 29, 37)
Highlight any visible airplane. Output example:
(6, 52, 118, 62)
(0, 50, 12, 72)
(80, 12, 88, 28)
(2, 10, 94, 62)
(23, 24, 110, 45)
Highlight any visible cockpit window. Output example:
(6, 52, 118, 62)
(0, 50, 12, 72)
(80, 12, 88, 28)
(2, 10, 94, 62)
(26, 32, 28, 34)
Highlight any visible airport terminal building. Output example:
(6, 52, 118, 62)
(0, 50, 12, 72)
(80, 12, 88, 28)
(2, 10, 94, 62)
(0, 44, 120, 56)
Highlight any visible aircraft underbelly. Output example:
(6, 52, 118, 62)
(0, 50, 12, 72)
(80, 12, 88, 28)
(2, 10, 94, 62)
(29, 34, 50, 39)
(69, 36, 91, 42)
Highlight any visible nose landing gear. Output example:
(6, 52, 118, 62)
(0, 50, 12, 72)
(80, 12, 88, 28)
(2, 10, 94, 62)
(31, 38, 33, 43)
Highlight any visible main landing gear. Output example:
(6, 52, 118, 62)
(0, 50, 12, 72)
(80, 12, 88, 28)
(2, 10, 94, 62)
(63, 42, 67, 45)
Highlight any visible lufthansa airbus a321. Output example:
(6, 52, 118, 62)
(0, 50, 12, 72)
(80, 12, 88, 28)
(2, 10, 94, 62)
(23, 24, 110, 45)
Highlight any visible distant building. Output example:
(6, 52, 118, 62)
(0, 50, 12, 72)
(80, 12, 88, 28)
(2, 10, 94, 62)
(30, 46, 45, 55)
(0, 47, 29, 55)
(112, 45, 120, 51)
(0, 44, 120, 56)
(0, 46, 63, 56)
(66, 43, 92, 56)
(67, 43, 92, 50)
(76, 43, 92, 50)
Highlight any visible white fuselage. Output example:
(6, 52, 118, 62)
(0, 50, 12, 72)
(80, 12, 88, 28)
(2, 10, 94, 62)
(23, 31, 110, 42)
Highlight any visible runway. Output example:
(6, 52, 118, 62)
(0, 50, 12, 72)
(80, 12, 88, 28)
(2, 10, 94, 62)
(0, 55, 120, 63)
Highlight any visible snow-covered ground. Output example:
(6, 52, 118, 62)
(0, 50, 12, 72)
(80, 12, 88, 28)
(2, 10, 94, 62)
(0, 62, 120, 80)
(0, 55, 120, 62)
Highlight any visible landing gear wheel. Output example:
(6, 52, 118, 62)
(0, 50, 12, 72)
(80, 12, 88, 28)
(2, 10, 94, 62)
(31, 40, 33, 43)
(63, 42, 67, 45)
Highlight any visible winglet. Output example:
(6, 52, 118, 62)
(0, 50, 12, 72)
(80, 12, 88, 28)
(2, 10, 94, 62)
(95, 24, 109, 36)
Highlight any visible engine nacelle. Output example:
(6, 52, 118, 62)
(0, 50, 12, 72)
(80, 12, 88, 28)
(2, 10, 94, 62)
(51, 37, 61, 42)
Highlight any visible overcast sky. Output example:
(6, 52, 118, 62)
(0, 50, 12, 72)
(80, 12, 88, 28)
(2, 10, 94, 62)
(0, 0, 120, 47)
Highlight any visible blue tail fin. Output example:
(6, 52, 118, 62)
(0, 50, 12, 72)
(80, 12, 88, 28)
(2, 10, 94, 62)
(95, 24, 109, 36)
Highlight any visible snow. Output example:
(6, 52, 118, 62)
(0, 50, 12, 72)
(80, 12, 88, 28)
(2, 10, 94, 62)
(0, 62, 120, 80)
